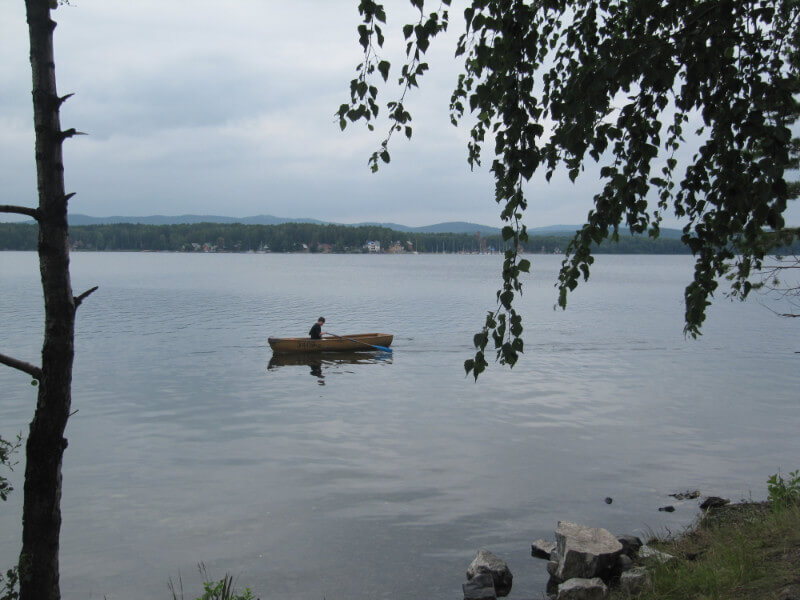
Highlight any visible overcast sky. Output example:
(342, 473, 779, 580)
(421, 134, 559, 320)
(2, 1, 798, 229)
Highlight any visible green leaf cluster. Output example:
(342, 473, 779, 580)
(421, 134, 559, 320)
(767, 469, 800, 511)
(0, 434, 21, 503)
(338, 1, 452, 171)
(196, 576, 254, 600)
(0, 567, 19, 600)
(341, 0, 800, 378)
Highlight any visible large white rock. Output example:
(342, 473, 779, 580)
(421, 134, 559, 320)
(555, 521, 623, 581)
(556, 577, 608, 600)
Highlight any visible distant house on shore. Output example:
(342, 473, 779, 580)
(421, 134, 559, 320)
(365, 240, 381, 253)
(388, 240, 414, 253)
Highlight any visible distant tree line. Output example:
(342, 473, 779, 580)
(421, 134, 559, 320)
(0, 222, 513, 253)
(3, 221, 796, 255)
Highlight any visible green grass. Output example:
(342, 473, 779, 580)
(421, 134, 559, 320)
(611, 502, 800, 600)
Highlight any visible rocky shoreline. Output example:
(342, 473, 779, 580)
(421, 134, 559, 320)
(461, 495, 732, 600)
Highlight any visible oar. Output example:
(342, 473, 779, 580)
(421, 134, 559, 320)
(327, 333, 392, 353)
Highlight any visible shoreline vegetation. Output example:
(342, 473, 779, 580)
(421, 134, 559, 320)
(611, 499, 800, 600)
(600, 469, 799, 600)
(2, 222, 798, 256)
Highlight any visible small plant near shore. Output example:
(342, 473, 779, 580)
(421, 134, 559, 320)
(195, 575, 254, 600)
(168, 564, 256, 600)
(0, 567, 19, 600)
(767, 469, 800, 511)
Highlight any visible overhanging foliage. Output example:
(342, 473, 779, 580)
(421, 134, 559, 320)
(339, 0, 800, 378)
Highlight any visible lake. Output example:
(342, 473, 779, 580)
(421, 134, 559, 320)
(0, 252, 797, 600)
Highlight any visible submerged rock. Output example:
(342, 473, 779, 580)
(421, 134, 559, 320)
(669, 490, 700, 500)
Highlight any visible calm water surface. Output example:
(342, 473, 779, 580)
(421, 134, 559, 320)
(0, 252, 797, 599)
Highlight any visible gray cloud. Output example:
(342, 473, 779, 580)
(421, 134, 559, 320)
(3, 1, 796, 228)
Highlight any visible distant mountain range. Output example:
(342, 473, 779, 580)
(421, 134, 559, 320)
(63, 213, 512, 234)
(58, 214, 683, 238)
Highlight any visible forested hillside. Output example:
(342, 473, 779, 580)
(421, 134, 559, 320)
(0, 221, 715, 254)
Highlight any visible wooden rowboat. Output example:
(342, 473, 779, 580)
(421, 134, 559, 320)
(268, 333, 393, 354)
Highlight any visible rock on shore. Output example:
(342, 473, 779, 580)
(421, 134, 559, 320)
(463, 549, 513, 599)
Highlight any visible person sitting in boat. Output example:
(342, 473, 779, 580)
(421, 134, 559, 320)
(309, 317, 327, 339)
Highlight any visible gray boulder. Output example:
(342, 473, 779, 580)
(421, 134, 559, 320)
(532, 539, 556, 560)
(556, 577, 608, 600)
(463, 572, 496, 600)
(554, 521, 623, 581)
(466, 549, 513, 597)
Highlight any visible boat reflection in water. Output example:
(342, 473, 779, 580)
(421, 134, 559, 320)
(267, 351, 392, 385)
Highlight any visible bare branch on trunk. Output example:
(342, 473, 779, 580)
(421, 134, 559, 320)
(74, 286, 98, 308)
(0, 353, 43, 381)
(0, 205, 40, 220)
(56, 128, 86, 141)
